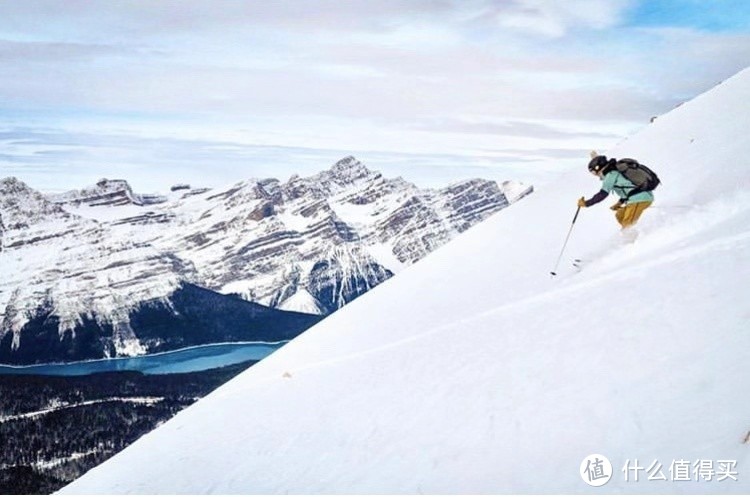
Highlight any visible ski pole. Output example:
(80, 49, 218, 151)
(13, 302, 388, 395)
(550, 206, 581, 276)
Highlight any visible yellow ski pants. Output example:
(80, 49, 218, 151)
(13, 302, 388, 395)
(615, 201, 652, 229)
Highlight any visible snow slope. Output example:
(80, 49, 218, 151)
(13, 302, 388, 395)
(62, 69, 750, 494)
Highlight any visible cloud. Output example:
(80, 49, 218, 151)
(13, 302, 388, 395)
(475, 0, 636, 37)
(639, 29, 750, 95)
(0, 125, 566, 193)
(0, 127, 352, 191)
(0, 39, 136, 62)
(0, 2, 742, 123)
(484, 147, 593, 159)
(0, 1, 748, 189)
(402, 118, 622, 139)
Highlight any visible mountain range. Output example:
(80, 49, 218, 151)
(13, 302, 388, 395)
(0, 157, 530, 364)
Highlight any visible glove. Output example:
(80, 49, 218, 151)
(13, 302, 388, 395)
(577, 197, 587, 208)
(610, 200, 625, 211)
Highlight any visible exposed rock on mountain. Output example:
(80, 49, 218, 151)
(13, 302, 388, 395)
(49, 178, 167, 208)
(0, 157, 522, 364)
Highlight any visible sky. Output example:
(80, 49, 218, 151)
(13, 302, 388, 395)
(1, 0, 749, 193)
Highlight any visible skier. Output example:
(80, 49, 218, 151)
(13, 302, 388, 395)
(577, 155, 654, 229)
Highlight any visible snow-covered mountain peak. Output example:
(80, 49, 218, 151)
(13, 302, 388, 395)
(0, 176, 23, 189)
(500, 179, 534, 203)
(51, 178, 135, 205)
(96, 178, 131, 190)
(51, 178, 167, 207)
(0, 177, 69, 228)
(62, 67, 750, 494)
(306, 155, 381, 195)
(329, 155, 372, 181)
(0, 176, 39, 197)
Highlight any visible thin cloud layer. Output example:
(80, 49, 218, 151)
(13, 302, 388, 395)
(0, 1, 748, 190)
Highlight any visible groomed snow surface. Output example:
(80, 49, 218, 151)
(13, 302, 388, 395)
(62, 69, 750, 494)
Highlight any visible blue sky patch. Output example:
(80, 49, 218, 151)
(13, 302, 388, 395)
(627, 0, 750, 32)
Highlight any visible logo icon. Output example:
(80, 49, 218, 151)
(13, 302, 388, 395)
(581, 454, 612, 487)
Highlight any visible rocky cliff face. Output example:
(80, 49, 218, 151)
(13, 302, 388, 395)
(0, 157, 524, 364)
(49, 178, 167, 207)
(0, 177, 71, 230)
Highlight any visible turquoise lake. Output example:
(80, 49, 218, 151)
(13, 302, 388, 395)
(0, 341, 287, 376)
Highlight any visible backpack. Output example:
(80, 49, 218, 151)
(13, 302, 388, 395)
(613, 158, 660, 192)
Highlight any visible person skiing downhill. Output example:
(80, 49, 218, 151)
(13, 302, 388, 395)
(577, 154, 654, 229)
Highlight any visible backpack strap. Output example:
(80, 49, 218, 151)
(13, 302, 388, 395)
(625, 186, 643, 201)
(612, 171, 636, 198)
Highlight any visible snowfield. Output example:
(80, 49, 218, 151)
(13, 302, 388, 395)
(61, 68, 750, 494)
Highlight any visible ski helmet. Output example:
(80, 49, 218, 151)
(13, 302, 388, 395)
(588, 155, 609, 173)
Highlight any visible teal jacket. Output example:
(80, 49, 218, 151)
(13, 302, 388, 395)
(584, 170, 654, 207)
(601, 170, 654, 204)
